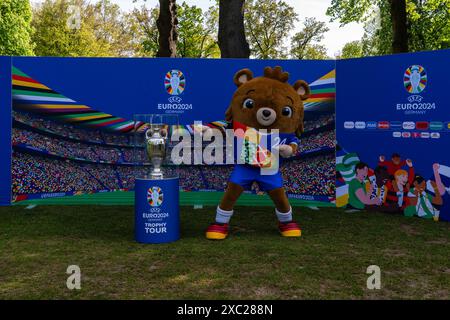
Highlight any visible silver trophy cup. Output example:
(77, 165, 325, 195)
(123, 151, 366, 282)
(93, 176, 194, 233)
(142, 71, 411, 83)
(145, 124, 167, 179)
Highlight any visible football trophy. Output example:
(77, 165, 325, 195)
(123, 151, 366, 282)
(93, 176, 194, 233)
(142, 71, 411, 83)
(134, 114, 180, 244)
(145, 123, 167, 179)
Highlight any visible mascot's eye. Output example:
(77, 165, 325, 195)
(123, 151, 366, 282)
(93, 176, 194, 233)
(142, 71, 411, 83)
(281, 106, 293, 117)
(243, 98, 254, 109)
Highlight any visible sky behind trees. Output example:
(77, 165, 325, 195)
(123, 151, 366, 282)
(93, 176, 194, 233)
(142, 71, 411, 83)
(30, 0, 365, 57)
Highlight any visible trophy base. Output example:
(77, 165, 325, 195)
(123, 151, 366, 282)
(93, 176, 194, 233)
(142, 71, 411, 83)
(135, 177, 180, 244)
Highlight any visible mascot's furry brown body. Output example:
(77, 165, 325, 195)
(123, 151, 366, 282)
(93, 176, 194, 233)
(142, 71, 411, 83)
(206, 66, 311, 240)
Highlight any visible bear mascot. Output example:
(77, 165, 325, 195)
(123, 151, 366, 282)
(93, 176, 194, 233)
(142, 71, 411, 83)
(205, 66, 310, 240)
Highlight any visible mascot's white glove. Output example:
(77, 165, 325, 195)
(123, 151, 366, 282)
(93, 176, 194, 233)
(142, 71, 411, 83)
(278, 144, 294, 158)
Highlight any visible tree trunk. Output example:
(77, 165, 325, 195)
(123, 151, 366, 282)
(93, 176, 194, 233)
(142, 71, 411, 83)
(156, 0, 177, 57)
(390, 0, 408, 53)
(218, 0, 250, 58)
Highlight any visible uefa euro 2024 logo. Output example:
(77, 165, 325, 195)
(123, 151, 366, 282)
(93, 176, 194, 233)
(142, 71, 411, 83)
(397, 65, 435, 114)
(165, 69, 185, 95)
(147, 186, 163, 207)
(404, 65, 427, 94)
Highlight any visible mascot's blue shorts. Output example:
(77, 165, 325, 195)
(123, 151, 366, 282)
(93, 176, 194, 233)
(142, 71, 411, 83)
(229, 164, 283, 191)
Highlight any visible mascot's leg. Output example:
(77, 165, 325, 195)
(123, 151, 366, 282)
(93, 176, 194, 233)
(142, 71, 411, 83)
(205, 182, 244, 240)
(268, 188, 302, 237)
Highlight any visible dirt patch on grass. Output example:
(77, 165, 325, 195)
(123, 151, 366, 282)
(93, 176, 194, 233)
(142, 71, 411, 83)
(400, 224, 421, 236)
(382, 248, 410, 257)
(426, 238, 448, 245)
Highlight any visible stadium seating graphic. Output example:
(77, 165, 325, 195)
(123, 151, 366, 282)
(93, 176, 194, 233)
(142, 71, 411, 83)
(12, 109, 335, 200)
(11, 64, 335, 202)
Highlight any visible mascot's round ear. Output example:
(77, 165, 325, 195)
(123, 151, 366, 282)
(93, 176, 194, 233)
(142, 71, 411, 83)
(293, 80, 311, 101)
(234, 69, 253, 87)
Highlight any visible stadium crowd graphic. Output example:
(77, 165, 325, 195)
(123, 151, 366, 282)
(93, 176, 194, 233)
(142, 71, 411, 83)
(11, 111, 336, 200)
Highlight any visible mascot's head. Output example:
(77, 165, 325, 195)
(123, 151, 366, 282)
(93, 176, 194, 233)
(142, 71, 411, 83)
(226, 66, 310, 137)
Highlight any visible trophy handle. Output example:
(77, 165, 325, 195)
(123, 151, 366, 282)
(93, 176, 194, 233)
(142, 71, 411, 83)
(145, 128, 152, 140)
(161, 127, 169, 140)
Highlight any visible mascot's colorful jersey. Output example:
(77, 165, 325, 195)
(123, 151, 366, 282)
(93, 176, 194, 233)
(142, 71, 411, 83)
(224, 121, 299, 192)
(230, 121, 299, 168)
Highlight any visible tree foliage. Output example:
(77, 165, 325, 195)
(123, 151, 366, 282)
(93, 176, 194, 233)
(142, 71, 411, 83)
(327, 0, 450, 55)
(130, 5, 160, 56)
(176, 2, 219, 58)
(131, 1, 219, 58)
(300, 44, 329, 60)
(244, 0, 298, 59)
(0, 0, 34, 55)
(338, 40, 363, 59)
(32, 0, 134, 57)
(290, 17, 329, 59)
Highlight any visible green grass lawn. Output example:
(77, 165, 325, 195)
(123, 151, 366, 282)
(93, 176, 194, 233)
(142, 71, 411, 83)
(0, 205, 449, 299)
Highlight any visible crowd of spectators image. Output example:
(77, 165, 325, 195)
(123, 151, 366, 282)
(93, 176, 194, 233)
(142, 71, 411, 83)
(281, 154, 336, 196)
(201, 166, 233, 191)
(303, 114, 334, 132)
(13, 128, 122, 163)
(12, 152, 103, 194)
(84, 164, 121, 190)
(13, 111, 130, 146)
(298, 130, 335, 153)
(13, 111, 104, 143)
(11, 110, 336, 199)
(12, 153, 335, 196)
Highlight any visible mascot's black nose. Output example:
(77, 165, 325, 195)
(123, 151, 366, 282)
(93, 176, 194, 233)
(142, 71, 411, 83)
(262, 110, 271, 117)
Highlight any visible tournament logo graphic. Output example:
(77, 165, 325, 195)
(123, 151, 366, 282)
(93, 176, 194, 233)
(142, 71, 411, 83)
(404, 65, 427, 94)
(147, 186, 164, 207)
(397, 65, 435, 115)
(158, 70, 193, 113)
(165, 70, 185, 95)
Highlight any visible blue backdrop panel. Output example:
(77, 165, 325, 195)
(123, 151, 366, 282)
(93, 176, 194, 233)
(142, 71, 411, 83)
(135, 178, 180, 243)
(0, 56, 12, 206)
(12, 57, 334, 124)
(336, 49, 450, 221)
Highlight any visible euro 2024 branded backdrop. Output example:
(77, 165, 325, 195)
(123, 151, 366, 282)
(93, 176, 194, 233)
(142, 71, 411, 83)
(336, 49, 450, 221)
(6, 57, 336, 205)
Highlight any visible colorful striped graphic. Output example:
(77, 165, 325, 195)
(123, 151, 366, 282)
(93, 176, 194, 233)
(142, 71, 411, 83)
(12, 66, 146, 133)
(304, 69, 335, 112)
(12, 67, 335, 134)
